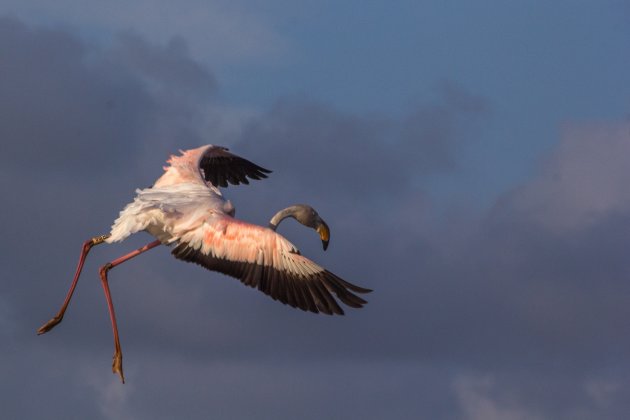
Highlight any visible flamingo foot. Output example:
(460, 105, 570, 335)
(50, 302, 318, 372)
(112, 351, 125, 384)
(36, 316, 63, 335)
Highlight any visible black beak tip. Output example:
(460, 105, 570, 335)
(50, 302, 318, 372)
(322, 240, 329, 251)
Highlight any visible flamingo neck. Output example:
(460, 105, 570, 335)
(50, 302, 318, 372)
(268, 206, 299, 231)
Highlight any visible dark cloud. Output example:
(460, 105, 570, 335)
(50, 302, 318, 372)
(106, 32, 217, 99)
(0, 17, 217, 179)
(234, 84, 487, 203)
(2, 15, 630, 420)
(0, 17, 147, 171)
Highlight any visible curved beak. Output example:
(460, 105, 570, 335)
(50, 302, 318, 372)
(316, 220, 330, 251)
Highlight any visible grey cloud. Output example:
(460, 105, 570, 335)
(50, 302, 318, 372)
(234, 85, 488, 204)
(0, 20, 171, 178)
(414, 124, 630, 377)
(0, 0, 288, 64)
(451, 372, 630, 420)
(83, 358, 456, 420)
(105, 32, 217, 99)
(0, 17, 217, 177)
(506, 122, 630, 231)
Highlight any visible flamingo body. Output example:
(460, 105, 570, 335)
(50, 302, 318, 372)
(107, 144, 369, 315)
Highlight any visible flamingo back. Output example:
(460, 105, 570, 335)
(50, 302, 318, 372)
(153, 145, 212, 189)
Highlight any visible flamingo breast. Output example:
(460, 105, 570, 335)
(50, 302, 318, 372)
(106, 182, 229, 245)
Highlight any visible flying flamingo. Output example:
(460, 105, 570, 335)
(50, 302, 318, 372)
(37, 145, 371, 383)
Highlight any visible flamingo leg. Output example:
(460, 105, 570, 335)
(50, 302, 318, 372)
(37, 234, 111, 335)
(98, 240, 162, 383)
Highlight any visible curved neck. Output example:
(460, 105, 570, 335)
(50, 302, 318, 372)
(268, 206, 299, 230)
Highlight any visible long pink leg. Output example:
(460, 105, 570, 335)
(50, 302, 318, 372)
(37, 234, 111, 335)
(99, 240, 162, 383)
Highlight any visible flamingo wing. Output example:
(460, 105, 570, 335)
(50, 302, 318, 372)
(199, 146, 272, 188)
(171, 215, 371, 315)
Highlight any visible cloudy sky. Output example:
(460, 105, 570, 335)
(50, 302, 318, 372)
(1, 1, 630, 419)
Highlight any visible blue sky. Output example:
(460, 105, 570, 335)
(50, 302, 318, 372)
(1, 1, 630, 419)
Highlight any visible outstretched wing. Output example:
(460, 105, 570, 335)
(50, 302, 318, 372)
(199, 146, 272, 188)
(171, 215, 371, 315)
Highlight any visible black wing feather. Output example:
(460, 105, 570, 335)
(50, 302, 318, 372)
(171, 242, 371, 315)
(199, 146, 272, 188)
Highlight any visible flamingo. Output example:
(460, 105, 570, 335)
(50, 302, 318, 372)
(37, 145, 371, 383)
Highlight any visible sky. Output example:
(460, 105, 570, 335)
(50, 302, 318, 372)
(1, 1, 630, 419)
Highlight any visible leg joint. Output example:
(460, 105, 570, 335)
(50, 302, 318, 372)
(99, 262, 113, 278)
(82, 239, 94, 252)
